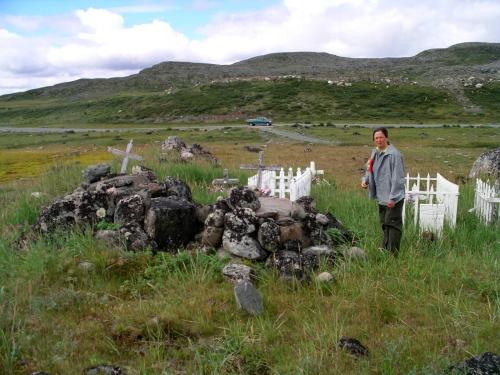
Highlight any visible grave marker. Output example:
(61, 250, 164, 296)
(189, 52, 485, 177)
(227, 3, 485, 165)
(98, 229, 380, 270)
(212, 168, 239, 188)
(107, 139, 145, 173)
(240, 151, 281, 188)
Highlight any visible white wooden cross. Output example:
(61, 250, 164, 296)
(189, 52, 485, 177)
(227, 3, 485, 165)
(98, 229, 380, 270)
(240, 151, 281, 188)
(212, 168, 239, 189)
(107, 139, 145, 173)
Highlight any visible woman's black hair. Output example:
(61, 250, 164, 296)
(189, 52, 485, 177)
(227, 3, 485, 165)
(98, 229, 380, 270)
(373, 127, 389, 140)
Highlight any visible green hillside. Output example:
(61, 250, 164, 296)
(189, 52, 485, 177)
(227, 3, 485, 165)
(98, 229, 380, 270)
(1, 42, 499, 125)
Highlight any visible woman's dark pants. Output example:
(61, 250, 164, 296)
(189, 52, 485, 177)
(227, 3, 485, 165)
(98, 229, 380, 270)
(378, 199, 404, 255)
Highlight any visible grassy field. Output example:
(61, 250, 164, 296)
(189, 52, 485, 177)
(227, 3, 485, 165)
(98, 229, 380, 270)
(1, 80, 500, 125)
(1, 125, 500, 374)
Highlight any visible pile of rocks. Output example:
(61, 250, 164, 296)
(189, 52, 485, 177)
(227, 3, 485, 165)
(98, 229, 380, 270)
(18, 161, 363, 283)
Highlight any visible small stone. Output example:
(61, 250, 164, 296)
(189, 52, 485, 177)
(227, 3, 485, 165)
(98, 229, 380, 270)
(316, 272, 334, 282)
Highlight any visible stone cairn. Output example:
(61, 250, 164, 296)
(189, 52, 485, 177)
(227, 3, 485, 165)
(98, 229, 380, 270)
(17, 136, 368, 319)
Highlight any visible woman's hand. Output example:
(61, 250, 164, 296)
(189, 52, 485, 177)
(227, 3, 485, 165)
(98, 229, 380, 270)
(361, 180, 368, 189)
(387, 201, 395, 209)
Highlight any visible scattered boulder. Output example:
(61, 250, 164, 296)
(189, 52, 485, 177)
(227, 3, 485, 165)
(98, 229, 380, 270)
(469, 147, 500, 178)
(338, 338, 369, 357)
(84, 364, 127, 375)
(448, 352, 500, 375)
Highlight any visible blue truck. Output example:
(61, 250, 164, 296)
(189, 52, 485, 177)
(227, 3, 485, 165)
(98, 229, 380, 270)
(246, 117, 273, 126)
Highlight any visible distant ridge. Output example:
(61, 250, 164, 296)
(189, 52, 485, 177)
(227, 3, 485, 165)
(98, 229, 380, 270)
(3, 42, 500, 101)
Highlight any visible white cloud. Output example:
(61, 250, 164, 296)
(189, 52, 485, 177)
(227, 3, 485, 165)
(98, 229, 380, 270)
(1, 0, 500, 95)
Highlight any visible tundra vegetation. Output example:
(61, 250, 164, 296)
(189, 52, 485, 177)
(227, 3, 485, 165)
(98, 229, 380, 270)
(1, 125, 500, 374)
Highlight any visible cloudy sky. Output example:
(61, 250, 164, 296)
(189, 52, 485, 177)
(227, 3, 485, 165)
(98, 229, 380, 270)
(1, 0, 499, 95)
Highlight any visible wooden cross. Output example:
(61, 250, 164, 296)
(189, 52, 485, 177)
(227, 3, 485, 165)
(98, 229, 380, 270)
(212, 168, 239, 189)
(107, 139, 145, 173)
(240, 151, 281, 188)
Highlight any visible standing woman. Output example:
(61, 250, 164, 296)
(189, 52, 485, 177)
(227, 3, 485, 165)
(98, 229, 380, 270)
(361, 127, 405, 255)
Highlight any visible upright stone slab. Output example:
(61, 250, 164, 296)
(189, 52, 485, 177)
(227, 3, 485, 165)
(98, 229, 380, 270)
(144, 196, 197, 250)
(234, 280, 264, 315)
(419, 204, 445, 236)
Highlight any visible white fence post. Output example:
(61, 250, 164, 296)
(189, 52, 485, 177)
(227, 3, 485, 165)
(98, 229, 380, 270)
(471, 178, 500, 224)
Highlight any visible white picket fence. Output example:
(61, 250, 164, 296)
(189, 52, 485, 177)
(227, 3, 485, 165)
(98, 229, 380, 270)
(248, 161, 323, 201)
(470, 179, 500, 224)
(404, 173, 459, 234)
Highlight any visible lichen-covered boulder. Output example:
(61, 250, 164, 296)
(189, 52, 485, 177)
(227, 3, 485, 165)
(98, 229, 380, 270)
(222, 229, 268, 260)
(91, 175, 151, 193)
(120, 221, 158, 252)
(448, 352, 500, 375)
(470, 147, 500, 178)
(132, 165, 158, 181)
(224, 207, 258, 233)
(114, 194, 144, 224)
(201, 226, 224, 248)
(95, 230, 122, 248)
(82, 162, 110, 183)
(257, 221, 280, 252)
(143, 196, 197, 250)
(266, 250, 319, 273)
(227, 186, 261, 210)
(222, 264, 257, 284)
(205, 209, 226, 228)
(295, 196, 316, 213)
(162, 176, 193, 202)
(162, 136, 186, 151)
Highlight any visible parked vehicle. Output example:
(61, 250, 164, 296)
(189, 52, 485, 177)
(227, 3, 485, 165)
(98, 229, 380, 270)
(246, 117, 272, 126)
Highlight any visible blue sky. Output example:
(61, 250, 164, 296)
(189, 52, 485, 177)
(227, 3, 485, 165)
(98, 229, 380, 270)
(1, 0, 499, 95)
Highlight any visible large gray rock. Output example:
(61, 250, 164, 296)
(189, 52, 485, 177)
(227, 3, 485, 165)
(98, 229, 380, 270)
(163, 176, 193, 202)
(144, 196, 197, 250)
(33, 189, 114, 234)
(222, 229, 268, 260)
(162, 136, 186, 151)
(82, 162, 110, 183)
(114, 194, 144, 224)
(470, 147, 500, 178)
(234, 280, 264, 315)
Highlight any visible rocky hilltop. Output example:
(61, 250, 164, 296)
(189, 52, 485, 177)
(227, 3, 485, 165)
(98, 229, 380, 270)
(4, 42, 500, 101)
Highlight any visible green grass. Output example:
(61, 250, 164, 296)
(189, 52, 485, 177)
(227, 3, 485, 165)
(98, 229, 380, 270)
(1, 126, 500, 374)
(2, 79, 500, 125)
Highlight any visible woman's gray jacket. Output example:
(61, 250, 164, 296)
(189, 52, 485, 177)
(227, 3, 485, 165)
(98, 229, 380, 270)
(362, 144, 405, 205)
